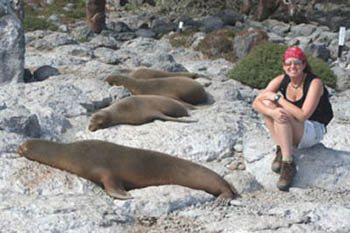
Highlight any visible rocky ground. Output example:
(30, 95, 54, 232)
(1, 2, 350, 233)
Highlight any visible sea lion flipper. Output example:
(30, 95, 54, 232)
(158, 115, 198, 123)
(105, 186, 133, 200)
(101, 175, 133, 200)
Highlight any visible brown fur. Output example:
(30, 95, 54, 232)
(105, 75, 208, 105)
(129, 67, 198, 80)
(88, 95, 196, 132)
(17, 139, 238, 200)
(86, 0, 106, 33)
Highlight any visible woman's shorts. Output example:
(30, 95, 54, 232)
(298, 120, 326, 149)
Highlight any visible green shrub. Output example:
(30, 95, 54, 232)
(308, 56, 337, 88)
(23, 16, 58, 31)
(23, 0, 86, 32)
(228, 42, 337, 89)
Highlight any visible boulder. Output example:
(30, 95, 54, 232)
(0, 0, 25, 84)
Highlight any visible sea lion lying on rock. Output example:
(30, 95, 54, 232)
(17, 139, 238, 201)
(105, 75, 208, 105)
(128, 67, 198, 79)
(88, 95, 197, 131)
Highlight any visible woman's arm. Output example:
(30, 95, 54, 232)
(264, 78, 324, 122)
(252, 75, 284, 116)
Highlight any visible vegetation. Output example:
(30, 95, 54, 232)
(23, 15, 58, 31)
(195, 29, 236, 62)
(169, 29, 237, 62)
(23, 0, 86, 31)
(228, 42, 337, 89)
(168, 30, 198, 48)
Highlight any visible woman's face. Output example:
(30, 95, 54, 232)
(282, 58, 305, 78)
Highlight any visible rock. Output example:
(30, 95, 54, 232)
(288, 23, 317, 37)
(263, 19, 290, 36)
(94, 47, 121, 64)
(309, 5, 350, 32)
(108, 21, 132, 33)
(0, 106, 41, 138)
(10, 0, 24, 21)
(112, 31, 137, 41)
(151, 18, 177, 38)
(28, 32, 77, 50)
(233, 29, 268, 59)
(135, 28, 156, 38)
(0, 0, 25, 84)
(76, 101, 244, 162)
(23, 68, 33, 83)
(243, 113, 350, 192)
(32, 65, 61, 82)
(200, 16, 224, 33)
(215, 9, 243, 26)
(306, 43, 331, 62)
(1, 4, 350, 232)
(332, 65, 350, 91)
(0, 131, 27, 153)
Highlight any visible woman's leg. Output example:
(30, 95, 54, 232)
(272, 112, 304, 191)
(261, 100, 280, 144)
(260, 100, 305, 191)
(273, 112, 304, 161)
(260, 100, 305, 155)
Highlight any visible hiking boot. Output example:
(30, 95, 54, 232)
(277, 161, 296, 191)
(271, 145, 282, 173)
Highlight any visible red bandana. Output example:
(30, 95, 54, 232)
(283, 47, 306, 62)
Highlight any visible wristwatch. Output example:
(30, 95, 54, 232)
(274, 93, 282, 102)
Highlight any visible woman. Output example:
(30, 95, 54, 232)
(252, 46, 333, 191)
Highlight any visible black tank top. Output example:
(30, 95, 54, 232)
(278, 73, 333, 126)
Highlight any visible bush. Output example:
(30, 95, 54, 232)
(23, 16, 58, 31)
(168, 29, 237, 62)
(168, 30, 198, 48)
(23, 0, 86, 32)
(228, 42, 337, 89)
(195, 29, 236, 62)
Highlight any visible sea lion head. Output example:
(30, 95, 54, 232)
(105, 74, 129, 86)
(17, 140, 31, 157)
(17, 139, 54, 160)
(88, 111, 111, 132)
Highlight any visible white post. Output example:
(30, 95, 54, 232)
(338, 26, 346, 58)
(178, 21, 184, 32)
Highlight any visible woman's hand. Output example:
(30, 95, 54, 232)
(261, 91, 277, 102)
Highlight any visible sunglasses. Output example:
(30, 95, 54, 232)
(283, 59, 304, 66)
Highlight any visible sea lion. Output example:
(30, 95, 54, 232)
(17, 139, 238, 201)
(86, 0, 106, 33)
(128, 67, 198, 80)
(105, 75, 208, 105)
(88, 95, 197, 132)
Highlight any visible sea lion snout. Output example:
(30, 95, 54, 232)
(17, 143, 28, 157)
(105, 75, 128, 86)
(88, 124, 97, 132)
(88, 113, 108, 132)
